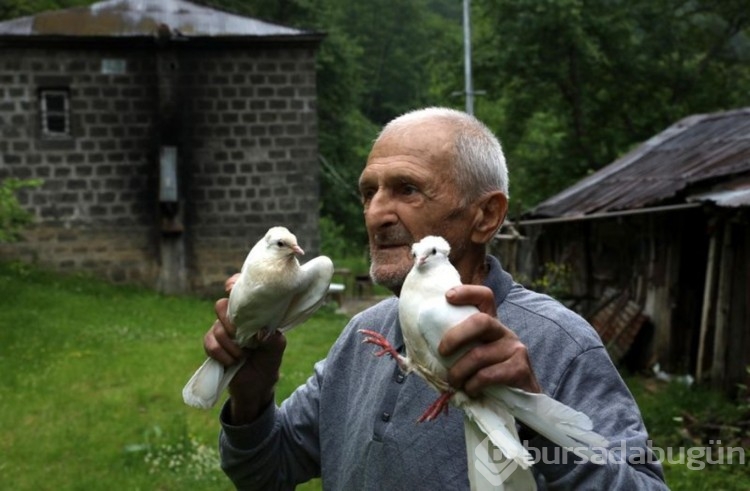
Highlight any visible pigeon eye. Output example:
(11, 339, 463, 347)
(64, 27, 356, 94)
(431, 247, 437, 255)
(276, 240, 285, 247)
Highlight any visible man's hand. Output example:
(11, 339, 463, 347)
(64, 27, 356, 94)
(438, 284, 541, 397)
(202, 277, 287, 425)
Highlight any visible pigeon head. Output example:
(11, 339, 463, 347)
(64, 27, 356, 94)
(264, 226, 305, 257)
(411, 236, 451, 267)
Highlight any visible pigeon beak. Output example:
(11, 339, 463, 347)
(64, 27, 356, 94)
(416, 256, 426, 266)
(292, 245, 305, 256)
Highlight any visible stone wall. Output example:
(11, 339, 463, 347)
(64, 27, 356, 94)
(0, 42, 321, 295)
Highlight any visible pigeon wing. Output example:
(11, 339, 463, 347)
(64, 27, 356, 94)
(230, 278, 295, 344)
(277, 255, 334, 332)
(417, 300, 480, 368)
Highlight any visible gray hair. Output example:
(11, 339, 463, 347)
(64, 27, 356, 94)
(378, 107, 509, 206)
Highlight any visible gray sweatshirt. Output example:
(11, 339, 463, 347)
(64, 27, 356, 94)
(219, 256, 668, 490)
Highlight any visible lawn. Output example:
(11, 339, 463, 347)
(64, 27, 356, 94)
(0, 261, 340, 490)
(0, 261, 747, 490)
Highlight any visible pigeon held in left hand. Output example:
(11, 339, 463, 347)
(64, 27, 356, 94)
(183, 226, 334, 409)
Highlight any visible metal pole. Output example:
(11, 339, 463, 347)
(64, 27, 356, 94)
(463, 0, 473, 115)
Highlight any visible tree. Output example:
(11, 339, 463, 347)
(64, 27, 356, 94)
(472, 0, 750, 210)
(0, 0, 93, 20)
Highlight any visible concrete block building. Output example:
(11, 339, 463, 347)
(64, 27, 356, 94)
(0, 0, 325, 295)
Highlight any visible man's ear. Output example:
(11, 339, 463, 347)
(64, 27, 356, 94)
(471, 192, 508, 244)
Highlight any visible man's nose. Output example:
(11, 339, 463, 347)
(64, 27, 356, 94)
(364, 189, 397, 227)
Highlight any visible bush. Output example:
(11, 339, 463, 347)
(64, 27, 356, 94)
(319, 215, 350, 260)
(0, 178, 42, 243)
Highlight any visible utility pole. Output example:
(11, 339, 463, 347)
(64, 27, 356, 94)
(463, 0, 474, 115)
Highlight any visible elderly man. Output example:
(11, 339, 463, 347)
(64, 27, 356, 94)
(204, 107, 668, 489)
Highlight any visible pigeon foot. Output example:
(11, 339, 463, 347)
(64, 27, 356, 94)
(358, 329, 403, 361)
(418, 391, 455, 422)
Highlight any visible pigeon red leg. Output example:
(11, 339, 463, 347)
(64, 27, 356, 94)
(359, 328, 454, 422)
(358, 329, 403, 361)
(418, 390, 455, 422)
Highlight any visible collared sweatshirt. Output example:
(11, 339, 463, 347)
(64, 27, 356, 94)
(219, 256, 668, 490)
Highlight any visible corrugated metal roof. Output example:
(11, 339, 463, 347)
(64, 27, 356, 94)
(526, 107, 750, 218)
(0, 0, 318, 39)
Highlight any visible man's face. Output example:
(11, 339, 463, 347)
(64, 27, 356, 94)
(358, 121, 473, 293)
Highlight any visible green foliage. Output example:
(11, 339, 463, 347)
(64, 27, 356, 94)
(625, 374, 750, 489)
(318, 214, 350, 260)
(504, 110, 570, 209)
(316, 110, 377, 245)
(627, 376, 744, 449)
(0, 178, 42, 243)
(474, 0, 750, 210)
(308, 0, 464, 240)
(334, 0, 459, 125)
(0, 0, 93, 20)
(528, 261, 574, 299)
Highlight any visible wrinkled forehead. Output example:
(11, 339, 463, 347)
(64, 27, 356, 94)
(367, 119, 457, 167)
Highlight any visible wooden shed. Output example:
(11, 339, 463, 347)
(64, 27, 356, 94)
(500, 107, 750, 392)
(0, 0, 325, 295)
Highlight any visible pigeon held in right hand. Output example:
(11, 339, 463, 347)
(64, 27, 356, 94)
(182, 226, 334, 409)
(362, 235, 608, 490)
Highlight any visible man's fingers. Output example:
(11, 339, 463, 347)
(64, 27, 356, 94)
(438, 312, 505, 357)
(448, 340, 539, 396)
(203, 320, 243, 363)
(225, 273, 241, 293)
(445, 285, 497, 317)
(439, 285, 501, 355)
(436, 286, 543, 395)
(204, 298, 244, 364)
(214, 298, 233, 333)
(204, 324, 236, 366)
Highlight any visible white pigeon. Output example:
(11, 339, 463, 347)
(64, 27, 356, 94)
(182, 226, 334, 409)
(361, 236, 608, 490)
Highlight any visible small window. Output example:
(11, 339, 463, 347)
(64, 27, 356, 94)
(39, 89, 70, 138)
(101, 58, 127, 75)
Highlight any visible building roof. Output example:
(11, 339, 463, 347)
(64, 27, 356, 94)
(525, 107, 750, 219)
(0, 0, 321, 41)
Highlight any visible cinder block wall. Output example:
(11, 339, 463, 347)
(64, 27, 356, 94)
(0, 48, 159, 284)
(0, 43, 321, 295)
(182, 47, 321, 293)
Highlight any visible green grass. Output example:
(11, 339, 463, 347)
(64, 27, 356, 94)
(0, 261, 342, 490)
(625, 374, 750, 490)
(0, 261, 747, 490)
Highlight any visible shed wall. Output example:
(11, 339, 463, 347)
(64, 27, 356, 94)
(503, 208, 750, 391)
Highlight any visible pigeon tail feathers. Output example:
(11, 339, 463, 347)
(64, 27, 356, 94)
(486, 386, 609, 459)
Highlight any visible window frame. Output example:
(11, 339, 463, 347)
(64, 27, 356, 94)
(39, 88, 71, 139)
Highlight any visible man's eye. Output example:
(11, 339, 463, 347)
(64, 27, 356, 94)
(401, 184, 419, 195)
(360, 189, 375, 202)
